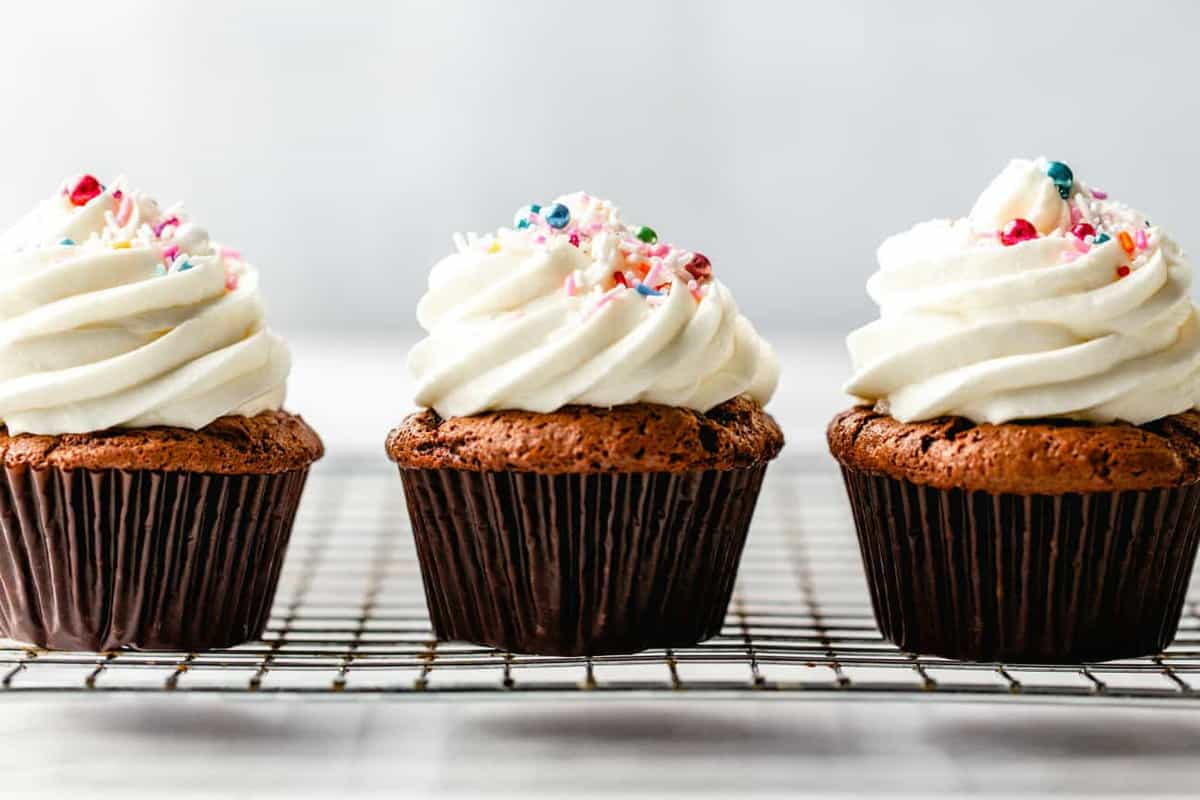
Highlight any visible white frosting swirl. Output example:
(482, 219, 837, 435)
(846, 157, 1200, 425)
(410, 193, 778, 417)
(0, 175, 289, 435)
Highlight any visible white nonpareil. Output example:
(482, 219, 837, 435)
(846, 157, 1199, 425)
(0, 176, 289, 435)
(409, 192, 779, 418)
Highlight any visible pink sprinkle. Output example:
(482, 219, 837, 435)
(1069, 205, 1082, 226)
(112, 189, 123, 200)
(221, 247, 243, 261)
(1061, 250, 1081, 264)
(161, 244, 179, 263)
(225, 271, 239, 291)
(563, 274, 577, 296)
(153, 216, 179, 237)
(528, 213, 542, 225)
(1073, 237, 1091, 254)
(1135, 229, 1148, 251)
(650, 243, 670, 257)
(114, 194, 133, 227)
(534, 235, 546, 245)
(644, 263, 663, 286)
(1092, 188, 1108, 199)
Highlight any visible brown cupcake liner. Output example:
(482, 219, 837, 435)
(0, 464, 310, 652)
(399, 465, 768, 656)
(840, 467, 1200, 663)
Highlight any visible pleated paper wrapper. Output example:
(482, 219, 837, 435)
(399, 465, 769, 656)
(840, 467, 1200, 663)
(0, 464, 310, 652)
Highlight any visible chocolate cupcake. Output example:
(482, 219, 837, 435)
(389, 193, 782, 656)
(831, 158, 1200, 663)
(0, 175, 323, 651)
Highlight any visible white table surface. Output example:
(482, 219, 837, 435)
(4, 334, 1199, 799)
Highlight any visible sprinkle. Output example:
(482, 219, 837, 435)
(684, 253, 712, 281)
(487, 240, 501, 254)
(635, 225, 657, 244)
(688, 279, 702, 302)
(612, 271, 629, 288)
(155, 264, 166, 277)
(644, 262, 664, 286)
(635, 282, 663, 297)
(544, 203, 570, 229)
(568, 233, 580, 248)
(516, 219, 530, 230)
(1092, 188, 1108, 199)
(1000, 218, 1037, 246)
(1071, 222, 1096, 240)
(1069, 205, 1082, 226)
(177, 259, 194, 271)
(111, 241, 131, 249)
(114, 193, 133, 227)
(58, 238, 74, 246)
(161, 244, 180, 263)
(1118, 231, 1135, 255)
(1135, 229, 1148, 251)
(225, 271, 239, 291)
(1094, 232, 1112, 245)
(1073, 237, 1090, 254)
(564, 274, 577, 296)
(534, 235, 546, 245)
(221, 247, 242, 261)
(1045, 161, 1073, 199)
(153, 216, 179, 237)
(649, 243, 670, 257)
(1116, 265, 1131, 278)
(67, 175, 103, 206)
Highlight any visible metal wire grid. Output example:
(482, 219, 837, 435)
(2, 455, 1199, 701)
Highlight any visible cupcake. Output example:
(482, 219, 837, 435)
(0, 174, 323, 651)
(829, 157, 1200, 663)
(387, 193, 781, 656)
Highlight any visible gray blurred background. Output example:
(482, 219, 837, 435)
(2, 0, 1198, 338)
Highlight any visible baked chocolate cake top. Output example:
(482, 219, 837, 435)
(828, 406, 1200, 494)
(387, 395, 783, 474)
(0, 411, 323, 474)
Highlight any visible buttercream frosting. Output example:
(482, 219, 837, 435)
(410, 193, 778, 418)
(846, 158, 1198, 425)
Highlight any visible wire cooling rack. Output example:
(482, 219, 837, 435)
(2, 455, 1199, 702)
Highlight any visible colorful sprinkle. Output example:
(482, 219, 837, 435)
(612, 271, 629, 288)
(1000, 218, 1037, 246)
(487, 240, 501, 254)
(1094, 232, 1112, 245)
(161, 244, 180, 263)
(67, 175, 103, 207)
(153, 216, 179, 237)
(635, 225, 657, 244)
(220, 247, 242, 261)
(1070, 222, 1096, 240)
(1118, 230, 1135, 255)
(177, 259, 194, 271)
(225, 271, 239, 291)
(684, 253, 712, 281)
(635, 282, 663, 297)
(1135, 229, 1148, 251)
(114, 193, 133, 227)
(58, 238, 74, 246)
(1092, 188, 1109, 199)
(1073, 236, 1091, 254)
(1045, 161, 1073, 199)
(563, 274, 577, 297)
(1117, 265, 1131, 278)
(544, 203, 570, 229)
(568, 233, 580, 247)
(111, 241, 131, 249)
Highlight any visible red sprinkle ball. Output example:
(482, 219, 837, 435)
(1070, 222, 1096, 240)
(1000, 218, 1038, 247)
(1116, 265, 1131, 279)
(612, 271, 629, 288)
(684, 253, 712, 281)
(67, 174, 103, 207)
